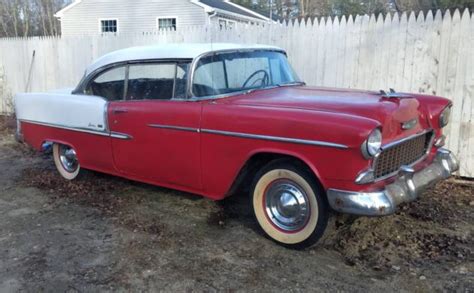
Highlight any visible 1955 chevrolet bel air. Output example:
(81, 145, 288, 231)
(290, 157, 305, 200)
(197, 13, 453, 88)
(15, 43, 459, 248)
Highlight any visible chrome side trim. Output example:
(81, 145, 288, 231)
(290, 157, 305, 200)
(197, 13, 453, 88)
(20, 119, 110, 137)
(148, 124, 200, 133)
(148, 124, 346, 149)
(23, 119, 347, 149)
(110, 131, 133, 140)
(201, 129, 348, 149)
(20, 119, 132, 140)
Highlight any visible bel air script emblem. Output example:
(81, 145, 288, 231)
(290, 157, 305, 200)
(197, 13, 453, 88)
(402, 118, 418, 130)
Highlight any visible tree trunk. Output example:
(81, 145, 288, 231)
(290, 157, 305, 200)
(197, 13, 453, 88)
(38, 0, 49, 35)
(0, 16, 9, 37)
(12, 0, 19, 37)
(299, 0, 305, 18)
(0, 1, 10, 37)
(46, 0, 55, 36)
(23, 0, 30, 37)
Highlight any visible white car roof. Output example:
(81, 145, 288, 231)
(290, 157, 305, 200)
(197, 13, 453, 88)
(86, 43, 285, 75)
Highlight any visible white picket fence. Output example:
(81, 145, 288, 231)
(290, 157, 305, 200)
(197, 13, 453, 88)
(0, 9, 473, 177)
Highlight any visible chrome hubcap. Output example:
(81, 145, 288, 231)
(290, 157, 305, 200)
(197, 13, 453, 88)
(59, 145, 78, 173)
(265, 180, 310, 231)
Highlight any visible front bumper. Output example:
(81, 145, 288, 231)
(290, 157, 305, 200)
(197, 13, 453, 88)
(327, 148, 459, 216)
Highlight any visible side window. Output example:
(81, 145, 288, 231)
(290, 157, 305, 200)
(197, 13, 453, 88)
(86, 66, 126, 101)
(193, 59, 226, 96)
(126, 63, 176, 100)
(174, 63, 189, 99)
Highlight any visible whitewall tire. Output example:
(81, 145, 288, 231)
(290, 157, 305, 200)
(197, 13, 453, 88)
(251, 160, 328, 249)
(53, 143, 81, 180)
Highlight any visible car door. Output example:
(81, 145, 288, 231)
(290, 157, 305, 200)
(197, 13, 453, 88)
(107, 61, 202, 190)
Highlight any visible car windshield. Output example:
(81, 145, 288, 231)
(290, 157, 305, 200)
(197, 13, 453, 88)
(192, 50, 302, 98)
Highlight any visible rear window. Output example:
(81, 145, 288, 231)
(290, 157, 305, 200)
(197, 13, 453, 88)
(86, 66, 126, 101)
(85, 62, 190, 101)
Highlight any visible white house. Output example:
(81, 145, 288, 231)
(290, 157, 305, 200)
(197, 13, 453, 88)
(55, 0, 272, 36)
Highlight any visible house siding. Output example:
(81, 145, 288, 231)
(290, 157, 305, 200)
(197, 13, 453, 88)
(60, 0, 208, 36)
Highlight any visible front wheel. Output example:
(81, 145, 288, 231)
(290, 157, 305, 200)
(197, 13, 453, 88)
(251, 160, 328, 249)
(53, 143, 81, 180)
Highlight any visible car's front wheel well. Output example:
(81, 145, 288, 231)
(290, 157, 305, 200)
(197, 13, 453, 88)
(226, 152, 322, 198)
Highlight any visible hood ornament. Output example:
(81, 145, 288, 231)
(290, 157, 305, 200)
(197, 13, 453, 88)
(380, 88, 412, 99)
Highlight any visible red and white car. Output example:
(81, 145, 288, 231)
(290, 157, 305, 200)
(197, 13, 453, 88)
(15, 43, 458, 248)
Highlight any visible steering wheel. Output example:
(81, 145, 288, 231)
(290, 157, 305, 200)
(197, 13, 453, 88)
(242, 70, 270, 88)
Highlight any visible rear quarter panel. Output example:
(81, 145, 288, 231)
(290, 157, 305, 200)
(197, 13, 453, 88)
(20, 122, 115, 174)
(15, 92, 115, 174)
(15, 93, 108, 132)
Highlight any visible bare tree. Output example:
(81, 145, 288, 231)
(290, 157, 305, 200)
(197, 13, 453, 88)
(0, 1, 11, 36)
(233, 0, 472, 20)
(11, 0, 19, 37)
(22, 0, 30, 37)
(395, 0, 473, 12)
(0, 0, 71, 37)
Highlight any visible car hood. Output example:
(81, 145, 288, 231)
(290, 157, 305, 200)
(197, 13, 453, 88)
(225, 86, 428, 139)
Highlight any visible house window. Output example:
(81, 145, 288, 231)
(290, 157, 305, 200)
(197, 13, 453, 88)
(100, 19, 118, 33)
(157, 18, 177, 30)
(219, 19, 226, 30)
(218, 18, 236, 30)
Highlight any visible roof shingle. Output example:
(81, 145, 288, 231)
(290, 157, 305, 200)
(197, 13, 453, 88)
(199, 0, 268, 21)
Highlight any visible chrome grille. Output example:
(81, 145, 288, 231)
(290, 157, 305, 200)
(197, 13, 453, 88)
(373, 131, 433, 179)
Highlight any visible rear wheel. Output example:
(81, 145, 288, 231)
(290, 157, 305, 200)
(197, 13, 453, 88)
(251, 160, 328, 249)
(53, 143, 81, 180)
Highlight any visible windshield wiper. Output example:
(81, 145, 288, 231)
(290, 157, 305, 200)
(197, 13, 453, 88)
(243, 85, 278, 95)
(242, 82, 305, 95)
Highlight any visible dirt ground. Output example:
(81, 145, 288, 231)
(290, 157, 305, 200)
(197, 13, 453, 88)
(0, 116, 473, 292)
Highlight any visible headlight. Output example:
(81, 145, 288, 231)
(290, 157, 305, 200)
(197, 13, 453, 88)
(439, 106, 451, 128)
(361, 128, 382, 159)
